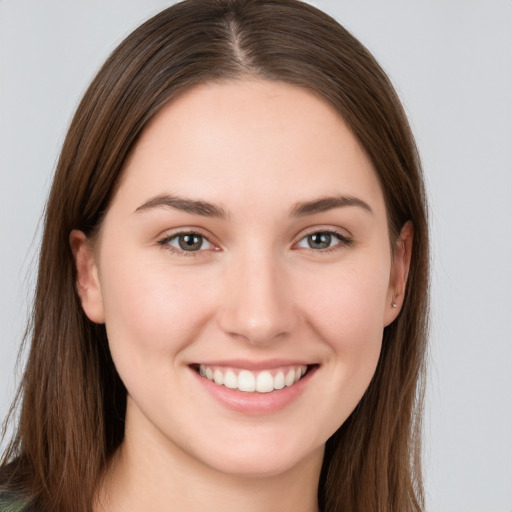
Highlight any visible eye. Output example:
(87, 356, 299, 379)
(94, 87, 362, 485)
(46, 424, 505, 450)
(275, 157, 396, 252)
(160, 232, 214, 253)
(296, 230, 351, 251)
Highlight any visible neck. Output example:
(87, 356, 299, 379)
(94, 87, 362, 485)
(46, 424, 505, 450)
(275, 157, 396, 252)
(94, 413, 323, 512)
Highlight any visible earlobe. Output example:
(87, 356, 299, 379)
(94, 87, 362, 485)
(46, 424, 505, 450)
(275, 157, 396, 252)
(384, 221, 413, 326)
(69, 230, 105, 324)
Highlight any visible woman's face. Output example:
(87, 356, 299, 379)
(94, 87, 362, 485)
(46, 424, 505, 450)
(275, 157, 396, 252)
(73, 79, 409, 478)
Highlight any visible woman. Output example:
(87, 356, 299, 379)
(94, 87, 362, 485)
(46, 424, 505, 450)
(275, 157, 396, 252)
(0, 0, 429, 511)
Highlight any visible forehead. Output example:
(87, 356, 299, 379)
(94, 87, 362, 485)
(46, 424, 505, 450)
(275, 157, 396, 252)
(116, 79, 386, 218)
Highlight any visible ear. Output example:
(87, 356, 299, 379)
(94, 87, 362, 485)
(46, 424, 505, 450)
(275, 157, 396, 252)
(383, 221, 413, 326)
(69, 230, 105, 324)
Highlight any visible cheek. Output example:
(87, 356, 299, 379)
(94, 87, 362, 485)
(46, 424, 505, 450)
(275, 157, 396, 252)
(297, 259, 389, 390)
(302, 260, 390, 340)
(99, 252, 216, 367)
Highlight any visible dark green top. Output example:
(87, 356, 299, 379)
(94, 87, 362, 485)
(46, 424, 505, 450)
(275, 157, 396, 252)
(0, 493, 28, 512)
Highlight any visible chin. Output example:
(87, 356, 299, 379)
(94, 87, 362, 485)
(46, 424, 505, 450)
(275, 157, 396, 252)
(184, 430, 325, 479)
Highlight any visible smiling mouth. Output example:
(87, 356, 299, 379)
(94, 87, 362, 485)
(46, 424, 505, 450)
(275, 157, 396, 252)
(193, 364, 316, 393)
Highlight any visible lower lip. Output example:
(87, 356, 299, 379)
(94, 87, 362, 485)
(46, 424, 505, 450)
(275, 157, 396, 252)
(191, 366, 317, 415)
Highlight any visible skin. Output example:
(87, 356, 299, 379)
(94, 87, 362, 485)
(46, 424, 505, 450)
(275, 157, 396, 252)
(71, 79, 412, 512)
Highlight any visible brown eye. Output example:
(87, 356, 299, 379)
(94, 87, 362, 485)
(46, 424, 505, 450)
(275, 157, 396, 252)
(307, 233, 332, 249)
(161, 232, 213, 253)
(296, 230, 352, 251)
(178, 234, 203, 251)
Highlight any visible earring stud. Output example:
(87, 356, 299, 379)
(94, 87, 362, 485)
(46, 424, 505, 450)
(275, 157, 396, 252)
(392, 302, 397, 308)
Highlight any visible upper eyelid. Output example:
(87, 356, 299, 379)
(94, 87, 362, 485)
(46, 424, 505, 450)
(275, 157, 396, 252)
(292, 228, 354, 252)
(157, 232, 217, 258)
(294, 226, 353, 242)
(158, 227, 217, 243)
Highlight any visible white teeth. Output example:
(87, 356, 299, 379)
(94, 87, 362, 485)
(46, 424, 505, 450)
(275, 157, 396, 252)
(224, 370, 238, 389)
(256, 371, 274, 393)
(213, 369, 224, 385)
(198, 364, 308, 393)
(238, 370, 256, 392)
(274, 371, 285, 390)
(224, 369, 238, 389)
(284, 369, 295, 387)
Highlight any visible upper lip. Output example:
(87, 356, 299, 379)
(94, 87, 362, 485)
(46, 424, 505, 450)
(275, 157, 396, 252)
(190, 359, 316, 371)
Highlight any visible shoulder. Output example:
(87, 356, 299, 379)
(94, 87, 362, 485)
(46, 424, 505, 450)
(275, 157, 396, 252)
(0, 460, 33, 512)
(0, 491, 29, 511)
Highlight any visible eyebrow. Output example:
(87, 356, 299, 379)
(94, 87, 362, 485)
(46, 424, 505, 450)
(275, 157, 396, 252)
(134, 194, 228, 219)
(290, 195, 373, 216)
(134, 193, 373, 219)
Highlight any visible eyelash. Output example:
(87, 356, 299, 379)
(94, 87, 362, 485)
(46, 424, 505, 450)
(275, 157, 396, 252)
(157, 231, 216, 257)
(157, 228, 353, 257)
(295, 229, 353, 253)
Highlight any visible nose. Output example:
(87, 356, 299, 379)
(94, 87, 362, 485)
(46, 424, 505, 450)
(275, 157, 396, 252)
(217, 249, 299, 345)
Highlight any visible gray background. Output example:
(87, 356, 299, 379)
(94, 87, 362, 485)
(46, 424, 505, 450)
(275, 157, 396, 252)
(1, 1, 511, 510)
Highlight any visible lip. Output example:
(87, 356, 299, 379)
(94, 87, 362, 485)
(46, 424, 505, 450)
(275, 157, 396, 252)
(189, 361, 319, 415)
(193, 358, 312, 371)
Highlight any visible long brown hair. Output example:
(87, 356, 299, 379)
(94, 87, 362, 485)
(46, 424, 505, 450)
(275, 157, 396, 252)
(1, 1, 429, 510)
